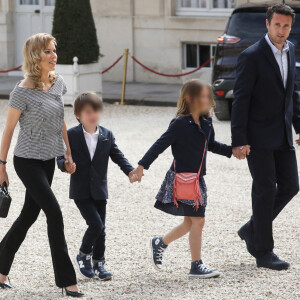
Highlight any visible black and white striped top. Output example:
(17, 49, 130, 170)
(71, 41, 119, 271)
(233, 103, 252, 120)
(9, 74, 67, 161)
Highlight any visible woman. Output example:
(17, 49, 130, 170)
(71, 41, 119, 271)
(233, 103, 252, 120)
(0, 33, 83, 297)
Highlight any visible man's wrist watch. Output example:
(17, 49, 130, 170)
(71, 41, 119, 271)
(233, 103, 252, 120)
(0, 160, 7, 165)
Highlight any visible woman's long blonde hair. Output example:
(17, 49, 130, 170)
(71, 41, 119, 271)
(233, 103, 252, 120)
(22, 33, 57, 90)
(176, 79, 215, 117)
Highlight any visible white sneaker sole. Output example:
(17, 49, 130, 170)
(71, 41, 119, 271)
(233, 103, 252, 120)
(189, 271, 221, 279)
(149, 238, 163, 272)
(94, 275, 113, 281)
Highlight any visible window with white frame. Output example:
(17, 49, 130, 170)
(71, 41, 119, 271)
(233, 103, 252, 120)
(45, 0, 55, 5)
(20, 0, 39, 4)
(177, 0, 236, 15)
(183, 43, 216, 69)
(19, 0, 55, 5)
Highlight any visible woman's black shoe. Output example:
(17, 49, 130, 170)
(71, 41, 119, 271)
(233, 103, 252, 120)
(0, 277, 12, 289)
(62, 288, 84, 298)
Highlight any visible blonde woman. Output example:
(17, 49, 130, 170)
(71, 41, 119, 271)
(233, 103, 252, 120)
(0, 33, 83, 297)
(131, 80, 234, 278)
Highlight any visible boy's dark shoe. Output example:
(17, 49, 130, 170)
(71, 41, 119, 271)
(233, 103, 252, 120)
(93, 261, 112, 281)
(150, 237, 168, 271)
(256, 252, 290, 271)
(189, 260, 221, 279)
(237, 222, 257, 257)
(76, 254, 95, 279)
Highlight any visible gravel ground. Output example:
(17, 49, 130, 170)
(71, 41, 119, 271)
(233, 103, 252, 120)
(0, 100, 299, 300)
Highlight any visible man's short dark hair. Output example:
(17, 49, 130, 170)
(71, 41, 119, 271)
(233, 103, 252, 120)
(74, 92, 103, 122)
(267, 4, 296, 25)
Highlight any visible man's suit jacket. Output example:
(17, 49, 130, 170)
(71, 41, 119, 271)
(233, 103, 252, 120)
(231, 36, 300, 149)
(57, 124, 133, 200)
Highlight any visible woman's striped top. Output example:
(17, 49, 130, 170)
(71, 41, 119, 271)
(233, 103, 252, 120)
(8, 74, 67, 161)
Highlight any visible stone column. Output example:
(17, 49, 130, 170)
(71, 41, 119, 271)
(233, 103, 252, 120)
(0, 0, 15, 72)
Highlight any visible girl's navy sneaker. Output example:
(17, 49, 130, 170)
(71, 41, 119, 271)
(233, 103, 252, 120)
(150, 237, 168, 271)
(93, 261, 112, 281)
(76, 254, 95, 278)
(189, 260, 221, 279)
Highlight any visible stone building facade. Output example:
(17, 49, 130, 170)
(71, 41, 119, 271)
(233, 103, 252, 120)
(0, 0, 290, 83)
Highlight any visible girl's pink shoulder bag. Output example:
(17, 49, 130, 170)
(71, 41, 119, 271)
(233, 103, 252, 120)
(173, 140, 207, 210)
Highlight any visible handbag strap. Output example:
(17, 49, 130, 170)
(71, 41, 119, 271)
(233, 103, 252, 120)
(0, 182, 8, 194)
(197, 139, 207, 177)
(173, 139, 207, 176)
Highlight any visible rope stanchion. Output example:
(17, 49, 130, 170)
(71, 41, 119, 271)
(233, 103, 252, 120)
(0, 65, 22, 73)
(130, 54, 214, 77)
(120, 49, 129, 105)
(101, 54, 124, 74)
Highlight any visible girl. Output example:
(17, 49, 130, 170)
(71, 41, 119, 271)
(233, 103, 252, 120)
(132, 79, 233, 278)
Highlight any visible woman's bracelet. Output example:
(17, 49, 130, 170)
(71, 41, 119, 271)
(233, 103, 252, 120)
(0, 160, 7, 165)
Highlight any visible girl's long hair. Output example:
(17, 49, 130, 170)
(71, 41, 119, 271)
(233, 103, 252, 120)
(22, 33, 57, 91)
(176, 79, 215, 117)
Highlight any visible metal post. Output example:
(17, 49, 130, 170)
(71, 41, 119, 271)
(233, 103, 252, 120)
(121, 48, 129, 105)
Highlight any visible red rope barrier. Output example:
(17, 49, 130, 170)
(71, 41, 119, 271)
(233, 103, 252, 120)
(130, 54, 214, 77)
(0, 55, 124, 75)
(101, 54, 124, 74)
(0, 65, 22, 73)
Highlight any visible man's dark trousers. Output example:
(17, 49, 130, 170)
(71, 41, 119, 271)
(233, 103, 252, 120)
(74, 198, 107, 261)
(246, 137, 299, 258)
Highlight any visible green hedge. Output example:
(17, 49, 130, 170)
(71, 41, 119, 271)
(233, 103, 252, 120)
(52, 0, 100, 64)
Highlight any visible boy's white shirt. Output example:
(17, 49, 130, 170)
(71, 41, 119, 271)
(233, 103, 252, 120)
(82, 125, 99, 160)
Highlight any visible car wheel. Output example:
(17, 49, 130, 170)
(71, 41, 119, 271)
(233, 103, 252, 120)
(215, 100, 231, 121)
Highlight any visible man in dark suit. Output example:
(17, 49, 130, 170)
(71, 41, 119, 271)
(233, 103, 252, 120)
(231, 4, 300, 270)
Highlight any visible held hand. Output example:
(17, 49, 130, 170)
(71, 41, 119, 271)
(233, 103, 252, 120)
(64, 160, 76, 174)
(233, 145, 251, 160)
(64, 152, 76, 174)
(296, 134, 300, 146)
(0, 166, 9, 187)
(129, 165, 144, 183)
(64, 152, 74, 164)
(128, 171, 139, 183)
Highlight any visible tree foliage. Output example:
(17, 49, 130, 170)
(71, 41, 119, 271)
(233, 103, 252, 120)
(52, 0, 100, 64)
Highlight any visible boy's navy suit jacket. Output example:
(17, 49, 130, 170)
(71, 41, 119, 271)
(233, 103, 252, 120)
(57, 124, 134, 200)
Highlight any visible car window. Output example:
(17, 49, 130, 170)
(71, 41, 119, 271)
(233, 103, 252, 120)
(227, 12, 267, 38)
(227, 11, 300, 43)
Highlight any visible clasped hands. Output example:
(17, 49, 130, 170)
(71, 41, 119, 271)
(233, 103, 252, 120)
(63, 154, 76, 174)
(129, 165, 144, 184)
(232, 145, 251, 160)
(128, 145, 252, 183)
(63, 152, 144, 184)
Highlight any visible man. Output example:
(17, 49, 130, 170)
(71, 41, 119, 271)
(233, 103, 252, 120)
(231, 4, 300, 270)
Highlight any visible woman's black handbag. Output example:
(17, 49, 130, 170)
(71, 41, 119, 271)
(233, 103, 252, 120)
(0, 182, 11, 218)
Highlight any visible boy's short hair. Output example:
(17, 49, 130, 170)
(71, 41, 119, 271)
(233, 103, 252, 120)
(74, 92, 103, 122)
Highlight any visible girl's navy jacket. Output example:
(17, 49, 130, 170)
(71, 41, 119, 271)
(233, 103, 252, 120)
(138, 115, 232, 176)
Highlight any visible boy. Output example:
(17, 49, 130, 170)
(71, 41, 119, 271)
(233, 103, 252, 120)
(57, 92, 135, 280)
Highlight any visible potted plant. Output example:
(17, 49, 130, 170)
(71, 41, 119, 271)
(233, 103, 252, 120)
(52, 0, 102, 105)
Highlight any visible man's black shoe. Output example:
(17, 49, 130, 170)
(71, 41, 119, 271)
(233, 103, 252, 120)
(237, 222, 256, 257)
(256, 252, 290, 271)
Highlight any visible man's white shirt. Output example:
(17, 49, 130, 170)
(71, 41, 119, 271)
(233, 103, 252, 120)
(265, 33, 289, 88)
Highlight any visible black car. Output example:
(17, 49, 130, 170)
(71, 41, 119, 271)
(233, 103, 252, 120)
(212, 2, 300, 120)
